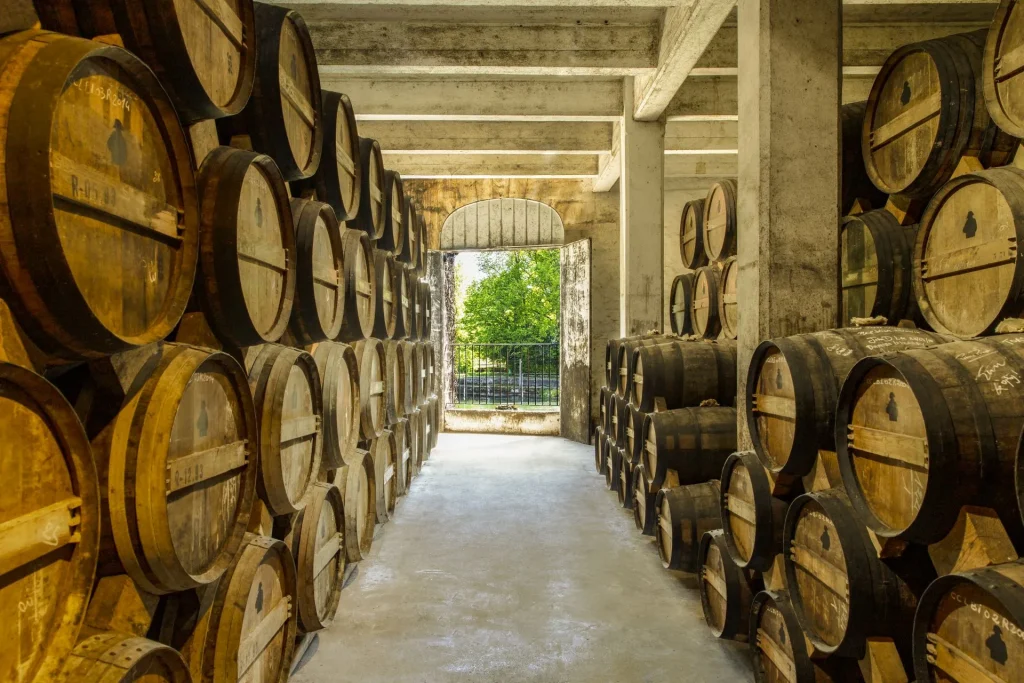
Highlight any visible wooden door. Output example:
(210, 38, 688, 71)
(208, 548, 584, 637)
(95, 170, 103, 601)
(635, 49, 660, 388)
(560, 239, 591, 444)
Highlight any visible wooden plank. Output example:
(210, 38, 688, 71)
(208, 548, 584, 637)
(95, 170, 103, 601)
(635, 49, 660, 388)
(926, 632, 1004, 683)
(847, 424, 929, 469)
(237, 596, 292, 676)
(919, 237, 1017, 282)
(0, 497, 82, 576)
(313, 258, 340, 288)
(193, 0, 244, 49)
(843, 266, 879, 288)
(371, 380, 385, 396)
(50, 152, 181, 242)
(870, 91, 942, 150)
(356, 280, 373, 297)
(238, 241, 288, 272)
(753, 393, 796, 420)
(658, 515, 672, 536)
(278, 68, 316, 129)
(790, 542, 849, 599)
(757, 629, 796, 683)
(702, 566, 728, 599)
(166, 440, 249, 494)
(313, 532, 342, 576)
(725, 493, 756, 525)
(384, 463, 395, 484)
(281, 415, 319, 442)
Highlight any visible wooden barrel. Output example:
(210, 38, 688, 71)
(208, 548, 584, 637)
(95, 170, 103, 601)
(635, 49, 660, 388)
(407, 407, 424, 473)
(289, 198, 345, 344)
(348, 137, 385, 240)
(416, 213, 428, 275)
(353, 339, 387, 440)
(422, 283, 434, 340)
(394, 264, 413, 340)
(311, 342, 360, 469)
(625, 404, 646, 464)
(987, 2, 1024, 138)
(616, 334, 676, 400)
(598, 386, 609, 433)
(642, 407, 736, 492)
(720, 451, 789, 572)
(631, 464, 657, 535)
(655, 481, 722, 572)
(424, 343, 437, 396)
(415, 281, 431, 340)
(840, 209, 918, 327)
(392, 419, 412, 495)
(381, 170, 407, 252)
(612, 394, 630, 449)
(783, 489, 929, 659)
(411, 342, 427, 407)
(291, 91, 362, 222)
(669, 273, 695, 336)
(717, 256, 739, 340)
(370, 433, 397, 522)
(42, 0, 257, 124)
(913, 559, 1024, 682)
(699, 530, 761, 640)
(0, 31, 199, 360)
(702, 180, 738, 262)
(750, 590, 864, 683)
(594, 425, 606, 474)
(863, 30, 1018, 199)
(602, 387, 615, 433)
(339, 452, 376, 561)
(384, 340, 412, 422)
(372, 249, 398, 339)
(93, 344, 256, 594)
(248, 344, 323, 516)
(746, 326, 950, 479)
(836, 334, 1024, 546)
(913, 166, 1024, 337)
(217, 3, 322, 181)
(61, 632, 191, 683)
(338, 227, 377, 342)
(0, 362, 100, 683)
(203, 533, 297, 683)
(196, 146, 295, 347)
(277, 483, 344, 633)
(617, 453, 633, 509)
(632, 339, 736, 413)
(841, 102, 887, 214)
(399, 201, 420, 267)
(607, 441, 622, 494)
(679, 198, 708, 270)
(606, 337, 636, 388)
(426, 395, 439, 450)
(690, 266, 722, 339)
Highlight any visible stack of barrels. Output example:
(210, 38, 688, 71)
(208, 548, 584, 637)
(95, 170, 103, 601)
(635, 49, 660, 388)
(0, 2, 438, 682)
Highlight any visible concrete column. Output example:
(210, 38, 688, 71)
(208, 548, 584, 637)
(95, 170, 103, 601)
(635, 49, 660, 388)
(736, 0, 841, 446)
(619, 76, 666, 337)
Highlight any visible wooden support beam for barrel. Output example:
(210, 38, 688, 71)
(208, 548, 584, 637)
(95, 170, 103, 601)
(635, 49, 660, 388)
(858, 638, 909, 683)
(928, 507, 1019, 577)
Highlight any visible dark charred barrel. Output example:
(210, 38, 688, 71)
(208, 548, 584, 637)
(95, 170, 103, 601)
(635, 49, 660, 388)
(348, 138, 385, 240)
(718, 256, 739, 340)
(863, 30, 1018, 199)
(720, 451, 789, 572)
(289, 198, 345, 344)
(372, 248, 398, 339)
(655, 480, 722, 572)
(703, 180, 738, 262)
(699, 530, 762, 640)
(616, 334, 676, 399)
(669, 273, 696, 336)
(641, 407, 736, 492)
(680, 198, 708, 269)
(840, 209, 919, 327)
(841, 102, 887, 214)
(632, 339, 736, 413)
(218, 3, 323, 181)
(380, 170, 406, 252)
(291, 91, 362, 222)
(625, 404, 647, 465)
(784, 489, 933, 660)
(632, 464, 657, 535)
(746, 326, 951, 480)
(836, 334, 1024, 546)
(338, 228, 376, 341)
(691, 265, 722, 339)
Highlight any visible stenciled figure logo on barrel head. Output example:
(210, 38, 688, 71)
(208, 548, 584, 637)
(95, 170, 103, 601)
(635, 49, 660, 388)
(820, 527, 831, 551)
(107, 119, 128, 167)
(886, 393, 899, 422)
(986, 625, 1008, 665)
(901, 81, 911, 105)
(963, 211, 978, 239)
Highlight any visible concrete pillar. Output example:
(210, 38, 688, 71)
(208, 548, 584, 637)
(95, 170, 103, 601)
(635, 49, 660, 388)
(619, 76, 666, 337)
(736, 0, 841, 446)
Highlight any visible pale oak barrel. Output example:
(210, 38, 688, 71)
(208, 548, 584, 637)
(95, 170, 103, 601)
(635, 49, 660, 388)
(717, 256, 739, 340)
(60, 631, 191, 683)
(699, 529, 762, 641)
(641, 407, 736, 492)
(353, 338, 387, 440)
(372, 248, 398, 340)
(392, 419, 412, 495)
(840, 209, 919, 326)
(421, 282, 434, 340)
(0, 361, 100, 683)
(289, 197, 345, 345)
(384, 339, 412, 422)
(986, 0, 1024, 138)
(370, 432, 397, 522)
(631, 338, 736, 413)
(617, 451, 633, 509)
(423, 342, 437, 397)
(394, 264, 413, 340)
(92, 343, 256, 595)
(669, 273, 695, 336)
(625, 403, 646, 465)
(679, 198, 708, 270)
(0, 31, 198, 360)
(399, 201, 420, 268)
(594, 425, 606, 474)
(415, 212, 428, 276)
(338, 452, 376, 561)
(348, 137, 385, 240)
(720, 451, 789, 572)
(631, 463, 657, 536)
(690, 265, 722, 339)
(411, 341, 426, 407)
(247, 344, 323, 516)
(381, 169, 406, 252)
(655, 480, 722, 572)
(291, 91, 361, 221)
(337, 227, 376, 342)
(407, 407, 425, 474)
(311, 342, 360, 469)
(612, 394, 629, 450)
(427, 394, 439, 451)
(217, 3, 322, 181)
(702, 180, 737, 262)
(606, 439, 622, 493)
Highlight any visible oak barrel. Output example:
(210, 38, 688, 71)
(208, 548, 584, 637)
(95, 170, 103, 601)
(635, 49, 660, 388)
(691, 266, 722, 339)
(247, 344, 323, 516)
(641, 407, 736, 492)
(617, 452, 633, 509)
(60, 631, 190, 683)
(841, 101, 887, 214)
(606, 336, 638, 388)
(625, 403, 646, 465)
(717, 256, 739, 340)
(410, 279, 423, 341)
(289, 197, 345, 345)
(746, 326, 950, 479)
(410, 341, 426, 407)
(338, 452, 376, 562)
(863, 30, 1017, 199)
(423, 342, 437, 397)
(415, 212, 428, 275)
(427, 394, 439, 450)
(679, 198, 708, 270)
(196, 146, 295, 347)
(348, 137, 385, 240)
(93, 344, 256, 595)
(0, 361, 100, 683)
(394, 264, 413, 340)
(631, 464, 657, 535)
(353, 338, 387, 440)
(631, 338, 736, 413)
(217, 3, 322, 181)
(702, 180, 737, 262)
(370, 432, 397, 522)
(384, 340, 412, 422)
(594, 425, 606, 474)
(840, 209, 918, 326)
(338, 227, 377, 342)
(420, 282, 434, 340)
(602, 386, 615, 433)
(0, 31, 199, 360)
(202, 533, 297, 683)
(986, 1, 1024, 139)
(291, 91, 361, 221)
(612, 394, 629, 449)
(616, 334, 676, 400)
(407, 407, 424, 473)
(372, 248, 398, 339)
(655, 480, 722, 572)
(607, 441, 622, 494)
(381, 169, 407, 252)
(311, 342, 360, 469)
(913, 166, 1024, 337)
(399, 201, 420, 267)
(392, 419, 412, 495)
(669, 273, 695, 336)
(699, 530, 761, 640)
(836, 334, 1024, 546)
(720, 451, 789, 572)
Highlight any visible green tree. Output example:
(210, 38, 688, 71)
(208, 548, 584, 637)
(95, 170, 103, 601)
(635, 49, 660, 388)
(459, 249, 560, 344)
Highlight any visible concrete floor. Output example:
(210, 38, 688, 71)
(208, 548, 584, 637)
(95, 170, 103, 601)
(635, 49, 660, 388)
(293, 433, 752, 683)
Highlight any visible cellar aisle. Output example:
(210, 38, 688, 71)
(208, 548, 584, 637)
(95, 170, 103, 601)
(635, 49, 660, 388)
(292, 432, 751, 683)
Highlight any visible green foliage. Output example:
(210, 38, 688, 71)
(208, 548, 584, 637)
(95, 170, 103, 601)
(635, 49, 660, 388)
(459, 249, 560, 345)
